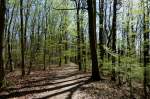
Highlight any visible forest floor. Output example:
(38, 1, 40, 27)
(0, 63, 144, 99)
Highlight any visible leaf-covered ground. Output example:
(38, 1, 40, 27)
(0, 63, 144, 99)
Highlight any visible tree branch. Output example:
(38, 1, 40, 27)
(53, 7, 87, 10)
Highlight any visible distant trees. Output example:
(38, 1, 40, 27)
(0, 0, 150, 97)
(0, 0, 6, 87)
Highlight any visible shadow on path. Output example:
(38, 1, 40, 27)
(0, 63, 91, 99)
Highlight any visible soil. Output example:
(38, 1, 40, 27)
(0, 63, 143, 99)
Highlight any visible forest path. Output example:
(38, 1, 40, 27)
(0, 63, 142, 99)
(0, 63, 91, 99)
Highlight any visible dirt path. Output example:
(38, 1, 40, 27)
(0, 63, 91, 99)
(0, 63, 144, 99)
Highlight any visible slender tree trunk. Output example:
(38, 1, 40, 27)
(111, 0, 117, 81)
(80, 9, 86, 71)
(143, 1, 150, 98)
(59, 34, 62, 67)
(106, 0, 112, 60)
(64, 32, 68, 64)
(7, 4, 15, 72)
(0, 0, 6, 87)
(28, 25, 34, 75)
(24, 0, 31, 50)
(20, 0, 25, 76)
(27, 11, 36, 75)
(99, 0, 105, 71)
(76, 1, 82, 70)
(43, 0, 48, 70)
(43, 28, 46, 70)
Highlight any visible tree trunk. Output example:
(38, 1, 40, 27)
(87, 0, 101, 81)
(76, 1, 82, 71)
(20, 0, 25, 76)
(7, 4, 15, 72)
(143, 1, 150, 98)
(0, 0, 6, 87)
(111, 0, 117, 81)
(24, 0, 31, 50)
(99, 0, 105, 71)
(80, 9, 86, 72)
(43, 24, 46, 70)
(64, 32, 68, 64)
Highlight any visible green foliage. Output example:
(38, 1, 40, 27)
(103, 45, 118, 58)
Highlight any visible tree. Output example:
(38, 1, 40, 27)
(111, 0, 117, 81)
(99, 0, 104, 72)
(43, 0, 48, 70)
(20, 0, 25, 76)
(143, 0, 150, 98)
(7, 3, 15, 72)
(76, 0, 82, 70)
(0, 0, 6, 87)
(87, 0, 102, 81)
(80, 8, 86, 72)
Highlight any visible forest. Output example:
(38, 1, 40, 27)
(0, 0, 150, 99)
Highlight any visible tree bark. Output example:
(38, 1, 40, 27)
(143, 0, 150, 98)
(20, 0, 25, 76)
(99, 0, 104, 70)
(0, 0, 6, 87)
(87, 0, 101, 81)
(111, 0, 117, 81)
(7, 4, 15, 72)
(76, 0, 82, 71)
